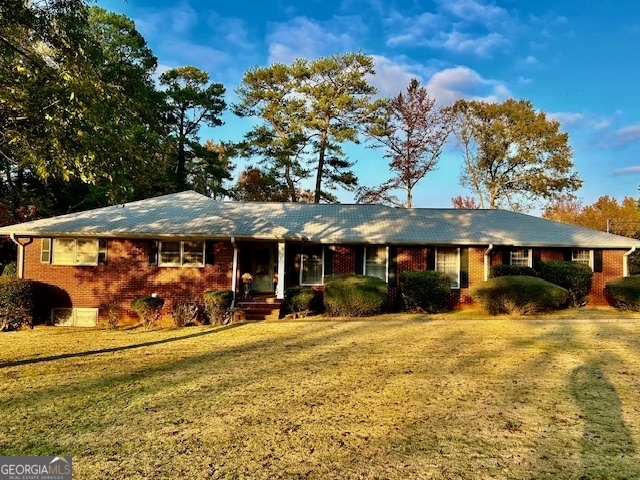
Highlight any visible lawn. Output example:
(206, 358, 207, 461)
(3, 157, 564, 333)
(2, 312, 640, 479)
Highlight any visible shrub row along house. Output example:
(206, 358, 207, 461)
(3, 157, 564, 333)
(0, 190, 638, 326)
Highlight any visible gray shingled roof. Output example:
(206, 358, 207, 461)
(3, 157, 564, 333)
(0, 190, 638, 249)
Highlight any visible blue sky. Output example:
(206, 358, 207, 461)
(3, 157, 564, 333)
(98, 0, 640, 211)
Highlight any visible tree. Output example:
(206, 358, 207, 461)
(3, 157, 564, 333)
(0, 1, 165, 217)
(543, 195, 640, 237)
(233, 63, 311, 202)
(233, 167, 291, 202)
(160, 66, 226, 191)
(452, 98, 581, 211)
(295, 53, 380, 203)
(190, 141, 234, 199)
(451, 196, 481, 209)
(359, 78, 452, 207)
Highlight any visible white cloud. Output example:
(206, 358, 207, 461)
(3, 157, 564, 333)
(425, 66, 511, 104)
(169, 1, 199, 34)
(429, 30, 507, 56)
(267, 16, 362, 64)
(612, 166, 640, 176)
(616, 125, 640, 143)
(368, 55, 423, 97)
(385, 11, 440, 47)
(438, 0, 509, 27)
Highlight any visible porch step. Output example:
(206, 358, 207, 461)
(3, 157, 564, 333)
(234, 297, 284, 322)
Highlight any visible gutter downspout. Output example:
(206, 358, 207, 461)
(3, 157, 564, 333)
(484, 244, 494, 281)
(623, 247, 636, 277)
(231, 237, 239, 308)
(9, 233, 24, 279)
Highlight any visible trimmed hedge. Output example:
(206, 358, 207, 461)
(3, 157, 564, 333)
(203, 290, 234, 324)
(471, 276, 568, 315)
(130, 296, 165, 329)
(323, 274, 388, 317)
(606, 275, 640, 311)
(489, 264, 536, 278)
(0, 277, 34, 331)
(285, 287, 316, 318)
(539, 261, 593, 307)
(399, 270, 451, 313)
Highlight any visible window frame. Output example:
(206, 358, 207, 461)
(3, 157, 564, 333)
(51, 238, 100, 266)
(363, 246, 389, 283)
(300, 245, 324, 286)
(572, 248, 594, 269)
(158, 240, 206, 267)
(436, 247, 461, 290)
(510, 248, 532, 268)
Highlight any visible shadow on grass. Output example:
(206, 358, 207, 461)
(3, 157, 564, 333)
(570, 359, 637, 478)
(0, 323, 247, 369)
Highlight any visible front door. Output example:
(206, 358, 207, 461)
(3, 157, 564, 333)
(251, 245, 275, 293)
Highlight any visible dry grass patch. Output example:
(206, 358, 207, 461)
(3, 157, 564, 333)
(2, 317, 640, 479)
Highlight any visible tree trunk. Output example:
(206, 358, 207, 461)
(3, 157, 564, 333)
(314, 129, 328, 203)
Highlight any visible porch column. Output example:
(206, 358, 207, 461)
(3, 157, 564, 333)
(277, 241, 286, 300)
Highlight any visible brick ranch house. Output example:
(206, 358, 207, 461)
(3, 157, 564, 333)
(1, 190, 639, 326)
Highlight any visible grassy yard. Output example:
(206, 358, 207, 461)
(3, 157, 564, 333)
(2, 311, 640, 479)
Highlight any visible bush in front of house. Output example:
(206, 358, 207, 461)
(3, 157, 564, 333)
(0, 277, 34, 331)
(323, 274, 388, 317)
(171, 301, 199, 327)
(130, 296, 165, 329)
(203, 290, 234, 324)
(489, 264, 536, 278)
(285, 287, 316, 318)
(399, 270, 451, 313)
(471, 276, 568, 315)
(606, 275, 640, 311)
(539, 261, 593, 307)
(1, 262, 17, 277)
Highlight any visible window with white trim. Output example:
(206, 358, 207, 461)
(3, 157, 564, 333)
(436, 247, 460, 289)
(510, 248, 532, 267)
(572, 249, 593, 269)
(50, 238, 106, 265)
(159, 241, 205, 267)
(300, 246, 324, 285)
(364, 246, 388, 282)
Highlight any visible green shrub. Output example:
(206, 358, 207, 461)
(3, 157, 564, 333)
(471, 276, 568, 315)
(323, 274, 388, 317)
(130, 296, 165, 329)
(203, 290, 233, 324)
(0, 277, 34, 331)
(606, 275, 640, 311)
(104, 301, 119, 329)
(539, 261, 593, 307)
(399, 270, 451, 313)
(171, 301, 199, 327)
(1, 262, 16, 277)
(489, 264, 536, 278)
(285, 287, 316, 318)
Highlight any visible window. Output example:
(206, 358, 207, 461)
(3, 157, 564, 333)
(158, 241, 205, 267)
(41, 238, 51, 263)
(436, 247, 460, 289)
(510, 248, 532, 267)
(300, 246, 323, 285)
(51, 238, 103, 265)
(364, 246, 388, 282)
(572, 249, 593, 269)
(52, 308, 98, 327)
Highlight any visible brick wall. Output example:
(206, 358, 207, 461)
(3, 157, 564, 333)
(22, 238, 234, 324)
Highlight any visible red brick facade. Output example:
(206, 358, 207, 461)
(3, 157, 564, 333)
(21, 238, 234, 323)
(19, 236, 631, 323)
